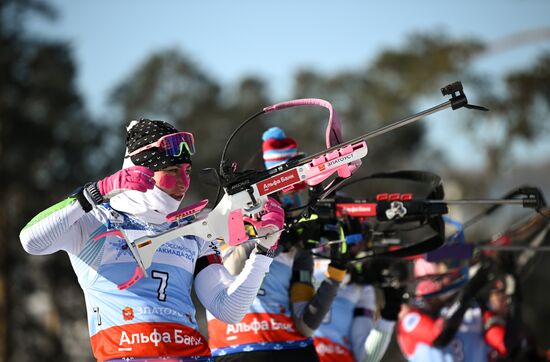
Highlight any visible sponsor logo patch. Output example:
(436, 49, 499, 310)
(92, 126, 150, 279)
(336, 203, 376, 217)
(122, 307, 134, 321)
(325, 154, 353, 167)
(402, 312, 421, 332)
(257, 169, 300, 196)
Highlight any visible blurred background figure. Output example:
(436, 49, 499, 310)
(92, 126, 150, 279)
(350, 258, 409, 362)
(397, 257, 506, 362)
(397, 206, 550, 362)
(475, 208, 550, 362)
(311, 229, 406, 362)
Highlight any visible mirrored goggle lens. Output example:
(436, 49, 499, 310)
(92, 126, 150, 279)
(160, 133, 195, 156)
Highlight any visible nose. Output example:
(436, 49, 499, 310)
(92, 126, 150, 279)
(179, 164, 191, 192)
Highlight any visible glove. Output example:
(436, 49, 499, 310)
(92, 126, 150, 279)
(380, 286, 405, 321)
(293, 217, 322, 249)
(433, 266, 491, 348)
(326, 238, 348, 282)
(95, 166, 155, 202)
(326, 216, 361, 282)
(254, 198, 285, 252)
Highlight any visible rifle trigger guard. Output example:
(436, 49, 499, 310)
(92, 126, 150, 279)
(245, 187, 259, 210)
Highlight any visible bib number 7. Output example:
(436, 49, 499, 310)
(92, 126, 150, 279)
(152, 270, 169, 301)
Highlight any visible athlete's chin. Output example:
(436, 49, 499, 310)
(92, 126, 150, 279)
(171, 192, 185, 200)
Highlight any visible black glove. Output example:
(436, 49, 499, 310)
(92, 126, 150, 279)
(340, 215, 363, 240)
(351, 259, 388, 285)
(327, 216, 362, 270)
(434, 263, 494, 348)
(326, 229, 348, 282)
(328, 240, 348, 269)
(350, 262, 370, 285)
(380, 286, 405, 321)
(293, 217, 322, 249)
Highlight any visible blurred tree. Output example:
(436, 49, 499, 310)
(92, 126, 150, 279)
(108, 50, 273, 203)
(107, 34, 485, 203)
(1, 0, 104, 360)
(110, 49, 221, 123)
(105, 34, 503, 205)
(464, 52, 550, 178)
(291, 34, 549, 204)
(290, 33, 483, 192)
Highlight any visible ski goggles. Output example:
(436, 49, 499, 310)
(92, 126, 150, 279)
(127, 132, 195, 157)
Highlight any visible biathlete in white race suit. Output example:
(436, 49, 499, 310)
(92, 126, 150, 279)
(19, 119, 284, 362)
(312, 236, 404, 362)
(207, 128, 347, 362)
(312, 257, 374, 362)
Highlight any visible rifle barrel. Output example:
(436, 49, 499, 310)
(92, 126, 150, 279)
(477, 245, 550, 252)
(296, 100, 453, 167)
(430, 199, 527, 205)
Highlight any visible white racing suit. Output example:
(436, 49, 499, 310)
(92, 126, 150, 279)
(20, 187, 272, 361)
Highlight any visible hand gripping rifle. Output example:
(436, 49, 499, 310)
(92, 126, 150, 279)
(103, 81, 485, 289)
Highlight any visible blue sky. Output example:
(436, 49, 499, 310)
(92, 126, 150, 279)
(27, 0, 550, 168)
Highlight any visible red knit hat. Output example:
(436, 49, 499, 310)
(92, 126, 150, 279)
(262, 127, 298, 169)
